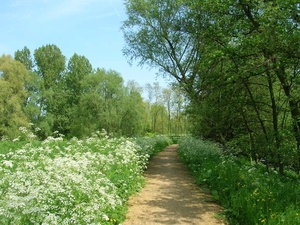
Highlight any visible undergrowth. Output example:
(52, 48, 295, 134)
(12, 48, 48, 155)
(178, 136, 300, 225)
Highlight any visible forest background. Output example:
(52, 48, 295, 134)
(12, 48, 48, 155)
(120, 0, 300, 175)
(0, 46, 188, 139)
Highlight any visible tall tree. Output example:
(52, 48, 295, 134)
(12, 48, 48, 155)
(170, 85, 187, 135)
(15, 47, 42, 132)
(122, 0, 300, 172)
(121, 80, 147, 136)
(34, 44, 66, 89)
(162, 88, 172, 134)
(14, 46, 34, 71)
(122, 0, 203, 98)
(33, 44, 66, 137)
(0, 55, 30, 138)
(73, 68, 125, 137)
(144, 82, 165, 133)
(63, 54, 93, 136)
(65, 53, 93, 105)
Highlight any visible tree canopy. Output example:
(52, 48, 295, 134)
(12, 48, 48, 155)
(122, 0, 300, 173)
(0, 44, 190, 140)
(0, 54, 30, 138)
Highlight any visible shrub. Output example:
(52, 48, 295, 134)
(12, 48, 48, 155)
(178, 137, 300, 225)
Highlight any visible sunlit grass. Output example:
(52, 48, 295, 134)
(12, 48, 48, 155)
(0, 128, 171, 225)
(178, 136, 300, 225)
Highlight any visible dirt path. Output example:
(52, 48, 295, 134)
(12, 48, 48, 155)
(123, 144, 225, 225)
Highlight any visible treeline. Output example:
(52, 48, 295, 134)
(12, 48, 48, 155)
(0, 44, 188, 139)
(122, 0, 300, 173)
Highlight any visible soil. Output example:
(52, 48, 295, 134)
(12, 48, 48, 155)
(123, 144, 226, 225)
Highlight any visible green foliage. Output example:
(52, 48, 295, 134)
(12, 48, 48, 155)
(120, 81, 146, 136)
(34, 44, 66, 89)
(178, 137, 300, 225)
(267, 207, 300, 225)
(0, 141, 28, 154)
(0, 55, 30, 139)
(133, 135, 172, 158)
(144, 82, 188, 135)
(11, 43, 188, 139)
(14, 46, 34, 71)
(34, 45, 67, 136)
(0, 133, 169, 224)
(72, 68, 147, 137)
(65, 53, 92, 105)
(122, 0, 300, 172)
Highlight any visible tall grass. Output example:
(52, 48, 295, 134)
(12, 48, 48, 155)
(0, 129, 171, 225)
(178, 136, 300, 225)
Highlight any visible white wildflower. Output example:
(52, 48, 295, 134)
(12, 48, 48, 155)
(103, 214, 109, 221)
(3, 160, 13, 168)
(13, 136, 20, 142)
(19, 126, 27, 133)
(28, 132, 36, 139)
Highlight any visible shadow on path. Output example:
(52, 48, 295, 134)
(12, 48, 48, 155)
(123, 144, 225, 225)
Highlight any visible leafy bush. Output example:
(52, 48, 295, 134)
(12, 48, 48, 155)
(133, 135, 172, 159)
(178, 137, 300, 225)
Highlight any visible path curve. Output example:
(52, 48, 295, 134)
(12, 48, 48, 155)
(123, 144, 225, 225)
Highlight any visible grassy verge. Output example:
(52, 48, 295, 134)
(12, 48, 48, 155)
(178, 136, 300, 225)
(0, 131, 171, 225)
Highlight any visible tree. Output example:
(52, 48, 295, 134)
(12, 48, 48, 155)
(73, 68, 126, 137)
(122, 0, 202, 98)
(162, 88, 172, 134)
(33, 44, 67, 137)
(169, 85, 188, 135)
(144, 82, 165, 133)
(65, 53, 93, 105)
(34, 44, 66, 89)
(63, 54, 93, 136)
(121, 80, 147, 136)
(0, 55, 29, 138)
(150, 103, 168, 134)
(15, 47, 42, 133)
(14, 46, 34, 71)
(190, 0, 300, 172)
(122, 0, 300, 172)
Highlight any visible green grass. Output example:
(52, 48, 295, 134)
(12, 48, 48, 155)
(178, 136, 300, 225)
(0, 141, 31, 154)
(0, 131, 171, 225)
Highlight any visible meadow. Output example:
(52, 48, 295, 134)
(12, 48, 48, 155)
(0, 128, 171, 225)
(178, 137, 300, 225)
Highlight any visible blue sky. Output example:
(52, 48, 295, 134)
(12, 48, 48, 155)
(0, 0, 169, 88)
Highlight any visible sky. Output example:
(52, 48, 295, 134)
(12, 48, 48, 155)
(0, 0, 169, 88)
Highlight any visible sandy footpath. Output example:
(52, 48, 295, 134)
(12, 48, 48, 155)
(123, 144, 225, 225)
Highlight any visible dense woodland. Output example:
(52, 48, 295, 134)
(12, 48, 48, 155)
(122, 0, 300, 174)
(0, 45, 188, 139)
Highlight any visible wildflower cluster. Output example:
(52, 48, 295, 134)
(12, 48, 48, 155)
(0, 133, 169, 225)
(178, 136, 300, 225)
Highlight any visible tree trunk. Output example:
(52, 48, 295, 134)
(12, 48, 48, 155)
(275, 63, 300, 172)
